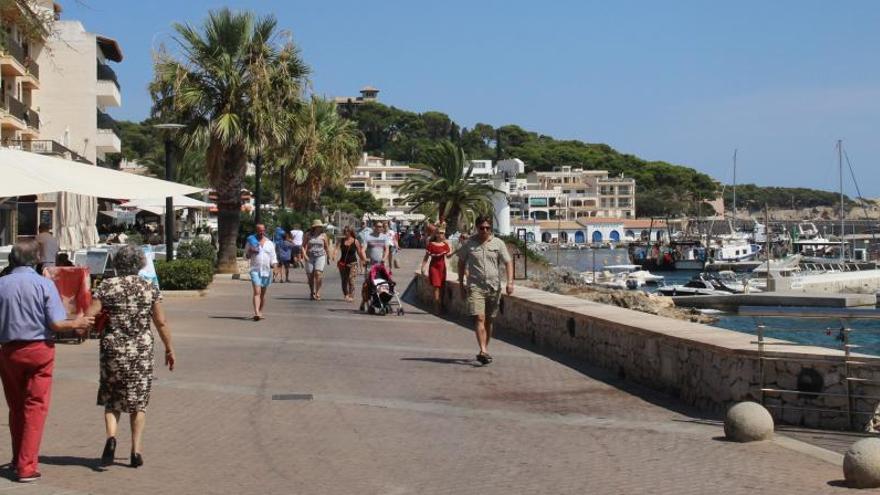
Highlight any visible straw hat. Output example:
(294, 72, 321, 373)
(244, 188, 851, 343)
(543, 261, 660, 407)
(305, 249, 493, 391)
(311, 219, 324, 228)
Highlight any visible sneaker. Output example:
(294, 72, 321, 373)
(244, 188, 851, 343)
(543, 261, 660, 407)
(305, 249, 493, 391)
(476, 353, 491, 365)
(18, 472, 41, 483)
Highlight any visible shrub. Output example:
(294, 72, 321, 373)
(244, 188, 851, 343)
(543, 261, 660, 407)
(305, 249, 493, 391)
(177, 238, 217, 266)
(155, 259, 213, 290)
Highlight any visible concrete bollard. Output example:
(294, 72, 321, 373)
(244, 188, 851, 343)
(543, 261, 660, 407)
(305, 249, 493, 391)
(723, 402, 774, 442)
(844, 438, 880, 488)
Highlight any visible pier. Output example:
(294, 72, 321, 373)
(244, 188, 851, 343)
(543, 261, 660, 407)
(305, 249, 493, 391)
(672, 291, 878, 309)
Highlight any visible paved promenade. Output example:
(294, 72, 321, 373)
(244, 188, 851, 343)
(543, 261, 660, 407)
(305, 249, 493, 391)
(0, 250, 858, 494)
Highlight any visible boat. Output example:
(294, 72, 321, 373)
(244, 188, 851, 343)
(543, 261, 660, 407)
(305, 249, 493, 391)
(713, 241, 761, 262)
(584, 264, 665, 289)
(658, 274, 731, 296)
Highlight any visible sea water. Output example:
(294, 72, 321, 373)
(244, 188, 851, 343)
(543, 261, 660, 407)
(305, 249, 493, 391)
(550, 249, 880, 355)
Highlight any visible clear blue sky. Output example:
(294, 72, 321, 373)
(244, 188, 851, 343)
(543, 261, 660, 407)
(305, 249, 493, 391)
(65, 0, 880, 197)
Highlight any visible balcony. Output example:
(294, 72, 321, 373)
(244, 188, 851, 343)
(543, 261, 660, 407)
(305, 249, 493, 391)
(96, 110, 118, 131)
(2, 139, 91, 164)
(0, 95, 39, 132)
(0, 36, 39, 83)
(96, 128, 121, 155)
(96, 63, 121, 107)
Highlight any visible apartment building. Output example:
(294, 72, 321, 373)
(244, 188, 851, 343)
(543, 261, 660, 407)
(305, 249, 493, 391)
(504, 166, 637, 221)
(345, 153, 428, 212)
(0, 1, 124, 248)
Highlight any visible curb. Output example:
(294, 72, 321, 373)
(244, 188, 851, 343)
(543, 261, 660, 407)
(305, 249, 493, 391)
(162, 289, 210, 298)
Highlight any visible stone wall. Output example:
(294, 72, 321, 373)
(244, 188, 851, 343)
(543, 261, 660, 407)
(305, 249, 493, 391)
(410, 274, 880, 430)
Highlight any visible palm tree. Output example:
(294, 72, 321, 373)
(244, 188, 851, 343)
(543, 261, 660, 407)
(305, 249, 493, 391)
(397, 141, 499, 234)
(283, 97, 363, 211)
(151, 8, 308, 272)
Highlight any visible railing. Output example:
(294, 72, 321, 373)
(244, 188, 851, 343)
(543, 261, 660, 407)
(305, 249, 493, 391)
(1, 95, 38, 128)
(96, 63, 120, 89)
(1, 35, 25, 66)
(96, 110, 118, 131)
(1, 36, 39, 79)
(2, 139, 92, 164)
(25, 58, 38, 79)
(747, 307, 880, 430)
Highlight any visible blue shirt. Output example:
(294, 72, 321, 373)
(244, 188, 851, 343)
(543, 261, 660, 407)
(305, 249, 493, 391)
(0, 266, 67, 343)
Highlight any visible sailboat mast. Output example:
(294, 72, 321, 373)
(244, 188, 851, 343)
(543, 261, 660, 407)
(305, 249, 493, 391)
(732, 149, 737, 230)
(838, 139, 845, 261)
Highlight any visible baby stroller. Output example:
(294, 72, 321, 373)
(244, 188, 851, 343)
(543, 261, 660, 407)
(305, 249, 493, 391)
(364, 264, 404, 316)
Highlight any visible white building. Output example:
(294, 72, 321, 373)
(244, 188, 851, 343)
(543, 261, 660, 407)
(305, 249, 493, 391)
(0, 1, 124, 249)
(38, 18, 123, 164)
(345, 153, 428, 214)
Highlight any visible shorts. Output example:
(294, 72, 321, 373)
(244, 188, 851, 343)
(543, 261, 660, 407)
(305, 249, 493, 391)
(467, 286, 502, 318)
(305, 255, 326, 274)
(279, 259, 291, 267)
(250, 271, 272, 288)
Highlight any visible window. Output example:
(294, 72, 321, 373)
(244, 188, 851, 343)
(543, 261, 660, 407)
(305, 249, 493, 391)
(618, 186, 630, 195)
(17, 201, 37, 236)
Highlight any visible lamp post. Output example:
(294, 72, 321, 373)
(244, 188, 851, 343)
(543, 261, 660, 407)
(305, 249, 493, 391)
(153, 123, 185, 261)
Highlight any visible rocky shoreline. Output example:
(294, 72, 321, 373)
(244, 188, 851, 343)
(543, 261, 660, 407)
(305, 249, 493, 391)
(521, 267, 719, 324)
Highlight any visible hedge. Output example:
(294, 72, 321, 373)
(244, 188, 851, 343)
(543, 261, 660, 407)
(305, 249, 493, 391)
(155, 259, 213, 291)
(177, 238, 217, 265)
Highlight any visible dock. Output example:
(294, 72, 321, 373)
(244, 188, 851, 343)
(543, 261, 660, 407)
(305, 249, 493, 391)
(672, 291, 878, 309)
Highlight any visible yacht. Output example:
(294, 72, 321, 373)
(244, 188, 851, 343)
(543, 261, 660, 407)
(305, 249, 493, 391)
(658, 274, 731, 296)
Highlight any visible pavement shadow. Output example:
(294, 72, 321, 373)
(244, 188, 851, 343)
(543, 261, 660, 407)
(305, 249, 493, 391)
(39, 455, 104, 472)
(826, 480, 850, 489)
(208, 315, 255, 321)
(401, 357, 479, 367)
(400, 277, 718, 422)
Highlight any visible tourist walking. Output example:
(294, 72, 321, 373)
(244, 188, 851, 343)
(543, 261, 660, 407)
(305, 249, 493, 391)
(421, 226, 452, 315)
(336, 226, 366, 302)
(277, 232, 295, 282)
(456, 216, 514, 365)
(303, 220, 331, 301)
(0, 241, 93, 482)
(361, 222, 389, 310)
(86, 244, 175, 469)
(272, 227, 286, 282)
(290, 224, 304, 268)
(246, 224, 277, 320)
(35, 224, 59, 273)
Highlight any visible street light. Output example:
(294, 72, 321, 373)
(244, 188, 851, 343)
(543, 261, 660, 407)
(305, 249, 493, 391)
(153, 123, 185, 261)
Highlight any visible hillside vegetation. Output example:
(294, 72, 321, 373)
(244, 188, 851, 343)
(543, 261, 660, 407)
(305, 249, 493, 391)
(344, 102, 848, 217)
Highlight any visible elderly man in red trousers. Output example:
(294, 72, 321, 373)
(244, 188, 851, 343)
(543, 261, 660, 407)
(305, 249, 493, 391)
(0, 241, 92, 482)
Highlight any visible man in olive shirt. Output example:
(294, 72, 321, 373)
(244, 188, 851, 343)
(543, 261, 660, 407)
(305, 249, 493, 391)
(457, 215, 513, 365)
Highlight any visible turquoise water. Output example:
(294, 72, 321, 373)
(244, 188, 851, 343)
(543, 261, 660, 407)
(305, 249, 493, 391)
(552, 249, 880, 354)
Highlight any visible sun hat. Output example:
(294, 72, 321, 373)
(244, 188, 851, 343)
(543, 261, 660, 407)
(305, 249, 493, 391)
(311, 219, 324, 228)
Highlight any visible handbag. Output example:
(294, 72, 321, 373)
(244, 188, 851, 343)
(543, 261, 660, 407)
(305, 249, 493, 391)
(338, 241, 353, 271)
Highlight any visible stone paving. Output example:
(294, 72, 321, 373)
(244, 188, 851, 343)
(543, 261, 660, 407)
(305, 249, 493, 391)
(0, 250, 862, 494)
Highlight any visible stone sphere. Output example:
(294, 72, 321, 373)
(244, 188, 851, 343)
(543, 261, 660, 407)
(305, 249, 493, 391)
(723, 402, 774, 442)
(844, 438, 880, 488)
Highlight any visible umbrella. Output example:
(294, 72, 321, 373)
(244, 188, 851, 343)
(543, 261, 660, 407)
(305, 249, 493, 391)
(0, 148, 204, 198)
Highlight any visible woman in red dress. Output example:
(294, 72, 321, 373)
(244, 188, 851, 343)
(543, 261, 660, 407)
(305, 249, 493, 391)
(421, 227, 452, 314)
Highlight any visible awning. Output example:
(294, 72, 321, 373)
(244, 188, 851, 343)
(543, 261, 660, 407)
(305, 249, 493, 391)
(0, 148, 204, 199)
(120, 196, 214, 209)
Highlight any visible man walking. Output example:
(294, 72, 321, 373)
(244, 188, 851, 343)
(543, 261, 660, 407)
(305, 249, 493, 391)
(360, 222, 389, 311)
(457, 216, 513, 365)
(290, 223, 304, 269)
(0, 241, 93, 482)
(246, 224, 277, 321)
(35, 224, 59, 272)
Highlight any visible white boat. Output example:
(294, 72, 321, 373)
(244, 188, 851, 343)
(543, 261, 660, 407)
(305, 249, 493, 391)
(604, 264, 665, 287)
(658, 275, 731, 296)
(714, 241, 761, 262)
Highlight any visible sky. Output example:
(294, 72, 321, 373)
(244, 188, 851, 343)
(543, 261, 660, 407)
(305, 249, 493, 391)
(63, 0, 880, 197)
